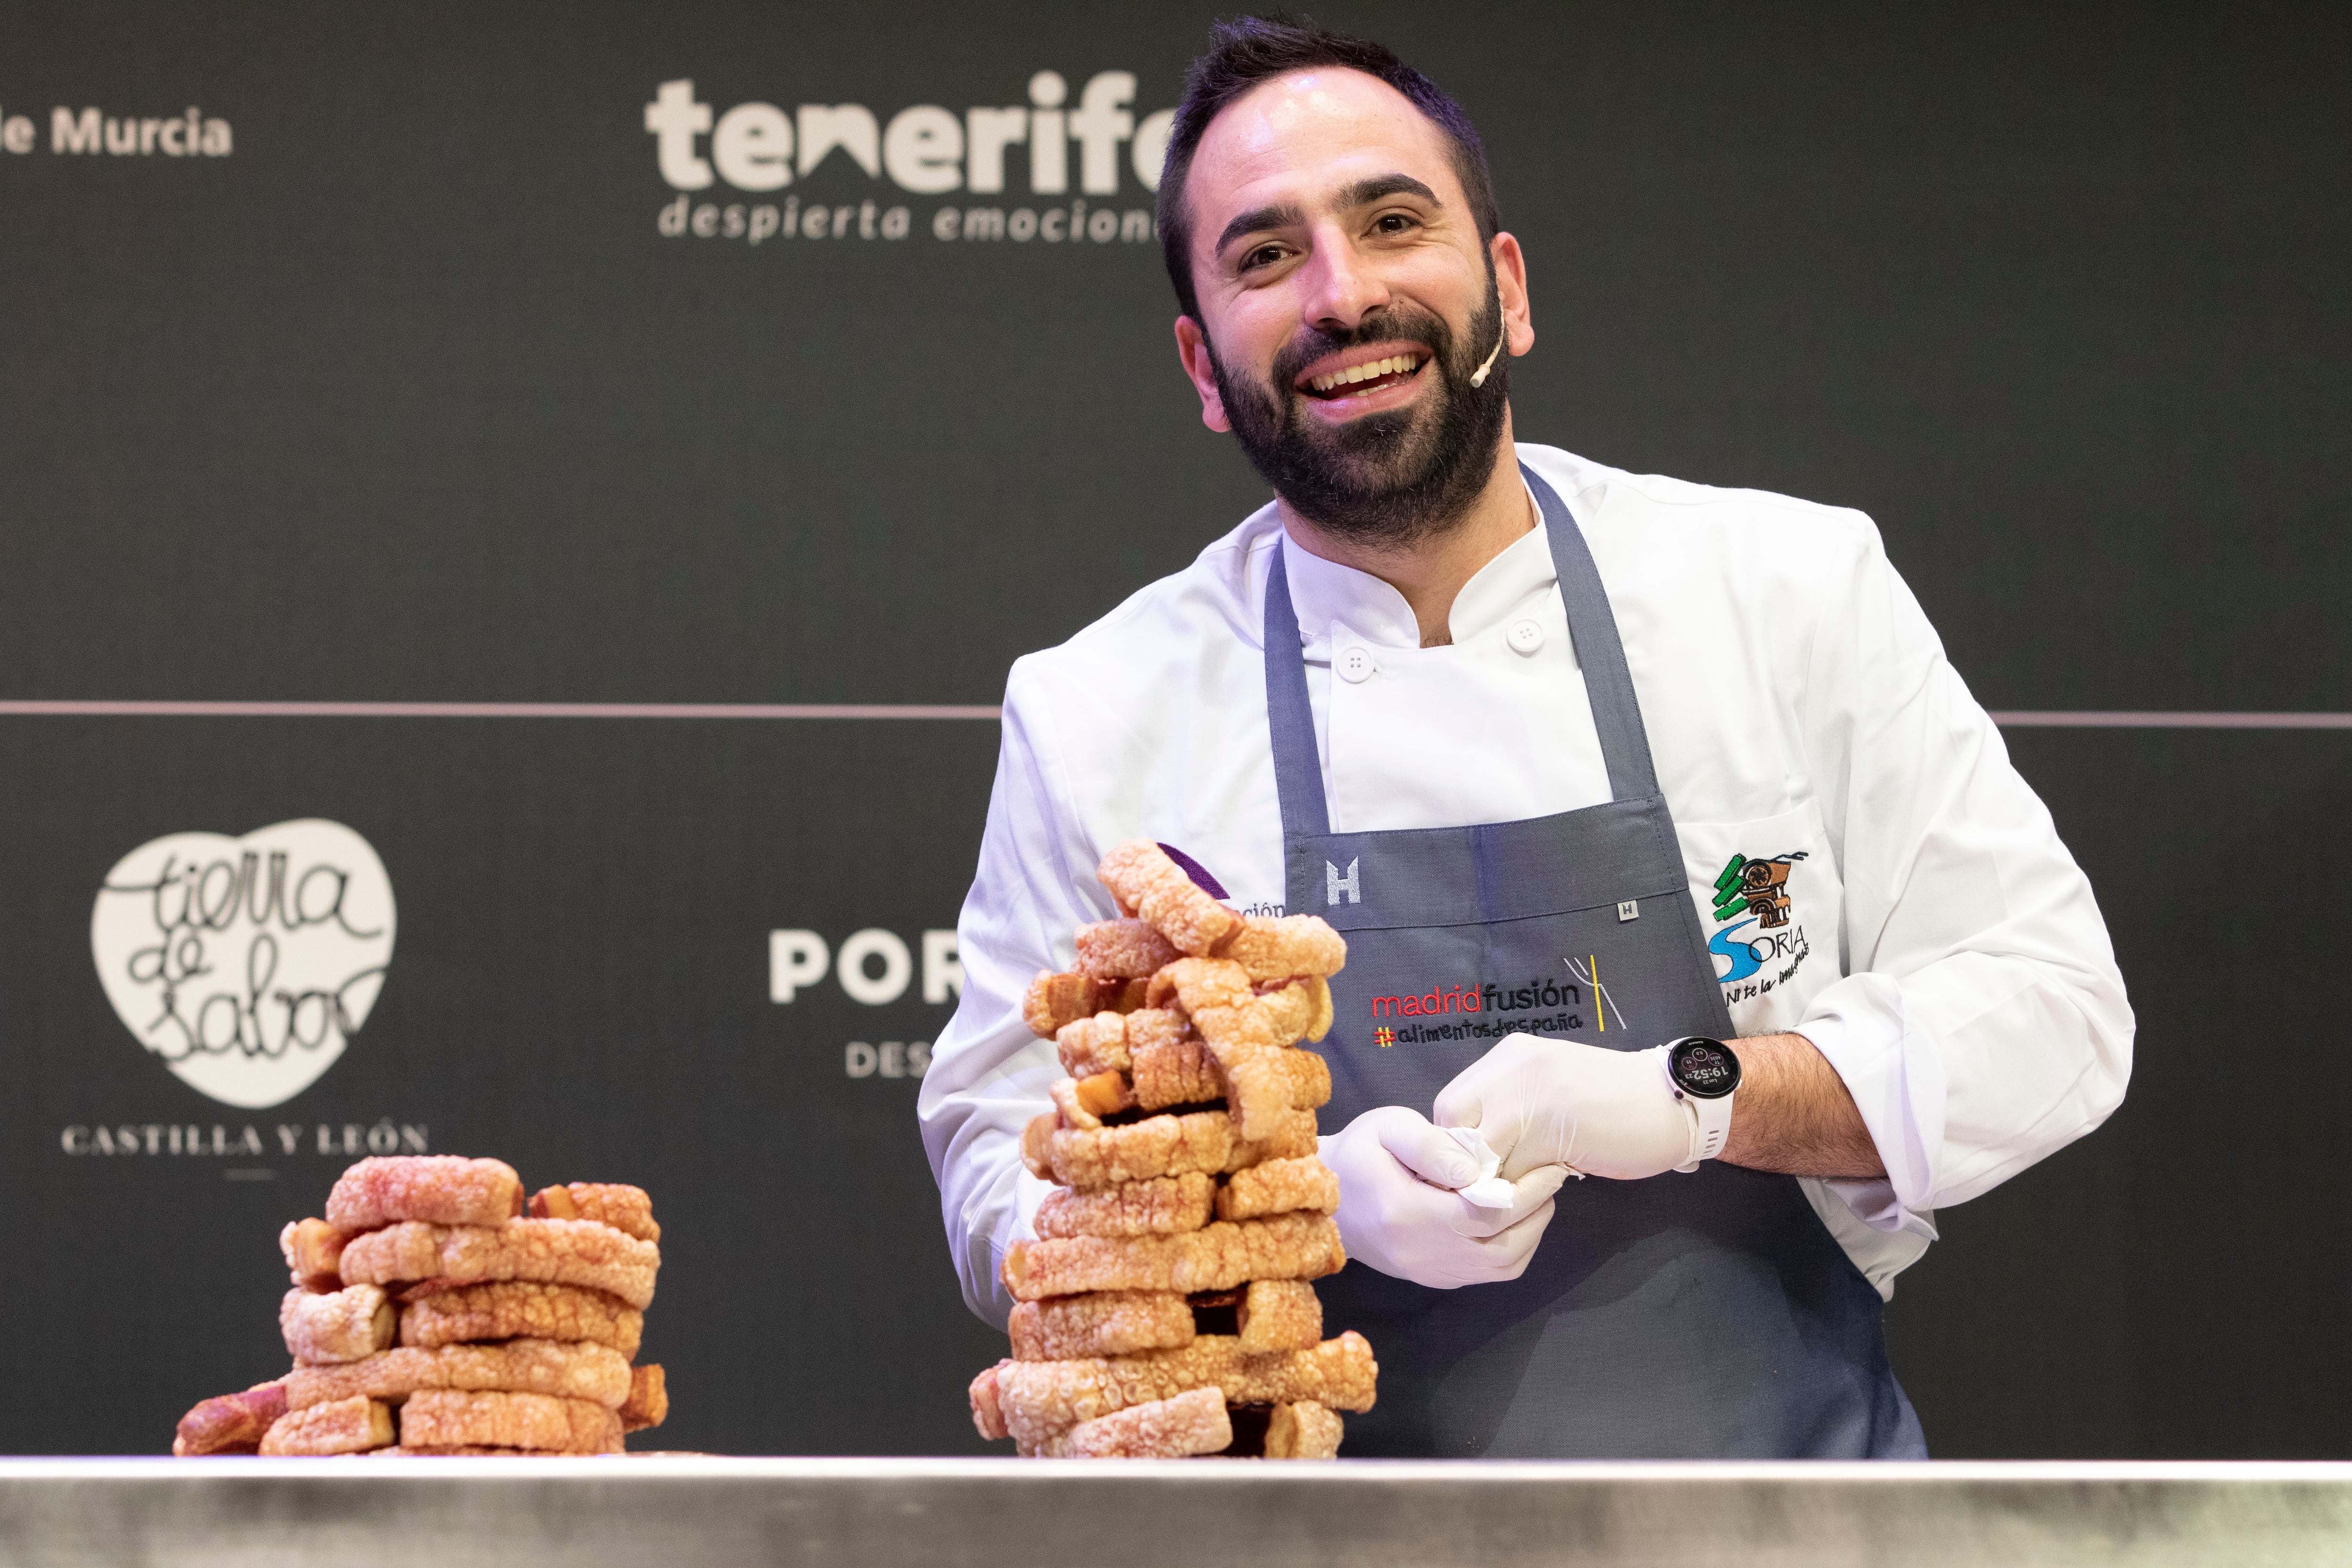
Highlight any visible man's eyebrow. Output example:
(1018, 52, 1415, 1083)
(1216, 201, 1305, 257)
(1340, 173, 1440, 210)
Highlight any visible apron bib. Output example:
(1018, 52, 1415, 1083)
(1266, 466, 1925, 1458)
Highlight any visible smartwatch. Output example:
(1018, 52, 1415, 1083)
(1662, 1036, 1741, 1171)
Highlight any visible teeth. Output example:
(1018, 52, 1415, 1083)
(1311, 353, 1419, 394)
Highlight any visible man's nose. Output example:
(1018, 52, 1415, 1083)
(1297, 225, 1391, 333)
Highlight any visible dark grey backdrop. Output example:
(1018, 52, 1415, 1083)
(1, 0, 2344, 1458)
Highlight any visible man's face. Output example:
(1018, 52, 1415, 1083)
(1174, 68, 1527, 545)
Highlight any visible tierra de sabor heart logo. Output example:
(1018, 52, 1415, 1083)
(91, 819, 396, 1109)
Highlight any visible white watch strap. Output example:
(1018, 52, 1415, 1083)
(1685, 1088, 1734, 1166)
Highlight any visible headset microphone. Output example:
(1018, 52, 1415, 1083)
(1468, 321, 1508, 388)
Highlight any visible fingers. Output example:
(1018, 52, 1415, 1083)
(1431, 1039, 1523, 1130)
(1371, 1107, 1480, 1190)
(1434, 1032, 1549, 1167)
(1446, 1163, 1571, 1239)
(1325, 1104, 1561, 1290)
(1429, 1075, 1485, 1140)
(1443, 1196, 1557, 1284)
(1494, 1132, 1569, 1184)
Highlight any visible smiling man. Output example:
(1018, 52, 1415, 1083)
(920, 17, 2132, 1458)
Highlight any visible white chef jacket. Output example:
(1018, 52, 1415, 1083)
(918, 442, 2133, 1326)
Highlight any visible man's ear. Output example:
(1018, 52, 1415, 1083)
(1491, 233, 1535, 359)
(1173, 316, 1231, 433)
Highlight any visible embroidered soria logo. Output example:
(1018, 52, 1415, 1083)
(1712, 851, 1807, 928)
(1708, 849, 1812, 996)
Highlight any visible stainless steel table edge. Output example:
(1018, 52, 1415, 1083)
(4, 1457, 2348, 1568)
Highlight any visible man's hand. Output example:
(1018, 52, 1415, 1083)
(1320, 1106, 1569, 1289)
(1434, 1031, 1891, 1183)
(1435, 1034, 1696, 1181)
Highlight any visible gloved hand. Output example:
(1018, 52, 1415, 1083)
(1434, 1034, 1701, 1181)
(1320, 1105, 1570, 1289)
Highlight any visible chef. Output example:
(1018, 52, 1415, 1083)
(919, 16, 2132, 1458)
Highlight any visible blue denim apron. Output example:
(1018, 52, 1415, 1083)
(1267, 466, 1925, 1457)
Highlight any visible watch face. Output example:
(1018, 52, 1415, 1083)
(1669, 1037, 1740, 1098)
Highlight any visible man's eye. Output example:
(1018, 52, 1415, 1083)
(1242, 245, 1286, 270)
(1374, 213, 1417, 234)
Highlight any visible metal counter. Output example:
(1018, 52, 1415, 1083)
(4, 1457, 2349, 1567)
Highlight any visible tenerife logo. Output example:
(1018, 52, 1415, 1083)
(645, 72, 1174, 248)
(90, 820, 394, 1109)
(1707, 851, 1811, 994)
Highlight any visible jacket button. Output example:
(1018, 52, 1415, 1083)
(1508, 618, 1545, 654)
(1338, 645, 1377, 684)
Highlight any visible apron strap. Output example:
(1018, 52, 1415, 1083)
(1259, 461, 1663, 839)
(1524, 463, 1661, 802)
(1263, 542, 1332, 838)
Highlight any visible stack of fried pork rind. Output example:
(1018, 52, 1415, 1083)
(967, 840, 1377, 1459)
(172, 1156, 669, 1457)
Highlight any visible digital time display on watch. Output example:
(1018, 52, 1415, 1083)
(1668, 1037, 1740, 1098)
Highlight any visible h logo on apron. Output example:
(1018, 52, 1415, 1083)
(1326, 857, 1361, 906)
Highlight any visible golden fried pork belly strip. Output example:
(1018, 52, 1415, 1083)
(1216, 1154, 1341, 1223)
(339, 1219, 659, 1309)
(1024, 973, 1148, 1038)
(1152, 962, 1332, 1137)
(1073, 918, 1182, 980)
(1223, 916, 1347, 981)
(529, 1182, 660, 1243)
(992, 1330, 1378, 1445)
(1097, 840, 1240, 957)
(173, 1380, 288, 1457)
(261, 1394, 394, 1456)
(1002, 1212, 1344, 1303)
(396, 1389, 623, 1455)
(326, 1156, 524, 1230)
(1040, 1386, 1232, 1458)
(1009, 1290, 1196, 1361)
(1235, 1279, 1323, 1353)
(1127, 1038, 1220, 1109)
(1151, 962, 1329, 1044)
(280, 1218, 358, 1292)
(1265, 1399, 1343, 1459)
(619, 1364, 668, 1433)
(969, 1360, 1013, 1441)
(1151, 956, 1251, 1014)
(1069, 1071, 1137, 1122)
(1050, 1072, 1146, 1130)
(1123, 1039, 1330, 1115)
(1057, 1008, 1187, 1079)
(280, 1284, 395, 1366)
(397, 1280, 643, 1358)
(284, 1338, 631, 1412)
(1035, 1173, 1216, 1239)
(1025, 1107, 1318, 1191)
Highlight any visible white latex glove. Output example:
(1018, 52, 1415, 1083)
(1320, 1106, 1571, 1289)
(1434, 1034, 1701, 1182)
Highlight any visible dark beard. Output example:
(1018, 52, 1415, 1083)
(1210, 277, 1509, 550)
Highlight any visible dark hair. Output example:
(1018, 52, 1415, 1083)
(1155, 15, 1500, 322)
